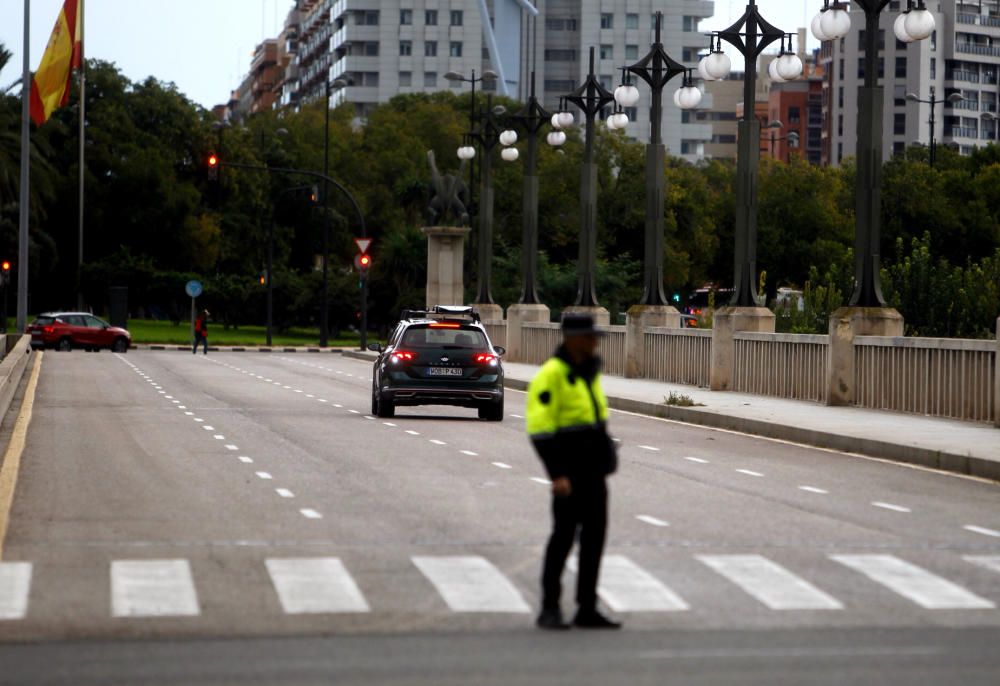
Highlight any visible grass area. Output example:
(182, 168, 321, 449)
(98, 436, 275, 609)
(124, 319, 367, 347)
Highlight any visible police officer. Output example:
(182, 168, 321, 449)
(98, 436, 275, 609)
(527, 314, 620, 630)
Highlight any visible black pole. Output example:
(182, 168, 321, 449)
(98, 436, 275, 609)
(360, 273, 368, 351)
(267, 218, 274, 347)
(929, 88, 937, 167)
(512, 71, 548, 305)
(625, 11, 685, 307)
(321, 82, 331, 347)
(849, 1, 891, 307)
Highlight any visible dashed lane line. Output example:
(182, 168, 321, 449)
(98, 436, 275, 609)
(799, 486, 829, 494)
(684, 456, 709, 464)
(636, 515, 669, 527)
(872, 501, 911, 513)
(963, 525, 1000, 538)
(736, 469, 764, 477)
(300, 509, 323, 520)
(492, 462, 512, 470)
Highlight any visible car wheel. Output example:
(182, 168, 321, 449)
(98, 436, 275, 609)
(57, 337, 73, 352)
(371, 386, 379, 415)
(112, 338, 128, 353)
(375, 393, 395, 419)
(479, 398, 504, 422)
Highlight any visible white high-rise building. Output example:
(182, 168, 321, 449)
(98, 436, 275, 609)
(823, 0, 1000, 166)
(272, 1, 715, 159)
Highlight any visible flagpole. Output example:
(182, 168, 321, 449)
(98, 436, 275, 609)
(17, 0, 30, 333)
(77, 0, 86, 310)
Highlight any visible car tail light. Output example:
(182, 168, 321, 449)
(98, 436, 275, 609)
(390, 351, 417, 364)
(43, 326, 54, 334)
(474, 353, 499, 367)
(429, 323, 461, 329)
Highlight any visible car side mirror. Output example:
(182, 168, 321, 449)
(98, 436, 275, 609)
(494, 346, 506, 357)
(368, 343, 382, 352)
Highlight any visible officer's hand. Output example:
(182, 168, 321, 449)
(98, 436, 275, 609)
(552, 477, 572, 497)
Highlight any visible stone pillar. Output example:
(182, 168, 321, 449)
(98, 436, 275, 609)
(506, 304, 550, 362)
(562, 305, 610, 326)
(421, 226, 470, 308)
(474, 302, 505, 322)
(710, 306, 775, 391)
(625, 304, 681, 378)
(826, 307, 904, 407)
(994, 316, 1000, 428)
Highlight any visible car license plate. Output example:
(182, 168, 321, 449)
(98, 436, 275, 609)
(428, 367, 463, 377)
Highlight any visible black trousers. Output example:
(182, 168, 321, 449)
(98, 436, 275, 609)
(541, 475, 607, 612)
(192, 333, 207, 354)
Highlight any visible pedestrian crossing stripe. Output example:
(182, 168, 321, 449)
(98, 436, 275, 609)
(1, 554, 997, 621)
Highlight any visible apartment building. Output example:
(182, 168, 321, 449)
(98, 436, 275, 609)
(823, 0, 1000, 166)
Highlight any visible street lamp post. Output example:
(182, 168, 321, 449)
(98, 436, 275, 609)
(561, 47, 615, 319)
(321, 77, 349, 348)
(617, 11, 700, 308)
(700, 1, 802, 308)
(810, 0, 935, 307)
(906, 87, 965, 166)
(764, 120, 801, 161)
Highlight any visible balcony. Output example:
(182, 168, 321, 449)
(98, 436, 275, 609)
(947, 70, 981, 83)
(955, 43, 1000, 58)
(944, 126, 979, 139)
(949, 100, 981, 111)
(956, 13, 1000, 29)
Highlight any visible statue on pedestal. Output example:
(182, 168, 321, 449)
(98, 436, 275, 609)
(426, 150, 470, 227)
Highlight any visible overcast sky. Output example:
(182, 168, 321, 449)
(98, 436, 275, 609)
(1, 1, 817, 110)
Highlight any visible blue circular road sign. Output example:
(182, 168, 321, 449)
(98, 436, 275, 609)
(185, 280, 203, 298)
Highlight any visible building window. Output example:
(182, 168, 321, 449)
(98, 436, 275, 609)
(450, 10, 463, 26)
(449, 41, 463, 57)
(600, 45, 613, 60)
(363, 42, 379, 56)
(625, 106, 637, 121)
(425, 10, 438, 26)
(600, 74, 612, 90)
(626, 13, 639, 29)
(626, 45, 639, 60)
(682, 47, 699, 62)
(424, 71, 437, 88)
(838, 86, 844, 108)
(545, 79, 576, 93)
(399, 71, 412, 87)
(359, 10, 379, 25)
(895, 56, 906, 78)
(600, 13, 613, 30)
(425, 41, 437, 57)
(789, 106, 800, 124)
(400, 9, 412, 25)
(838, 114, 843, 136)
(400, 41, 412, 56)
(359, 72, 379, 87)
(545, 49, 577, 62)
(683, 16, 698, 32)
(930, 57, 936, 79)
(894, 112, 906, 134)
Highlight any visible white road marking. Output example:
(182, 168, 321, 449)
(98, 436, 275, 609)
(831, 555, 995, 609)
(530, 477, 551, 485)
(405, 430, 420, 436)
(571, 555, 689, 612)
(636, 515, 669, 527)
(872, 501, 911, 513)
(698, 555, 842, 610)
(164, 395, 173, 399)
(412, 556, 530, 613)
(294, 390, 303, 394)
(225, 445, 239, 451)
(266, 558, 370, 614)
(383, 422, 397, 427)
(510, 414, 524, 419)
(964, 556, 1000, 574)
(158, 391, 166, 395)
(276, 488, 295, 498)
(492, 462, 512, 469)
(194, 418, 203, 423)
(963, 525, 1000, 538)
(300, 509, 323, 519)
(255, 472, 273, 480)
(202, 426, 215, 431)
(612, 437, 622, 443)
(171, 400, 180, 404)
(319, 399, 328, 403)
(111, 559, 200, 617)
(736, 469, 764, 477)
(238, 456, 253, 464)
(429, 439, 446, 445)
(306, 394, 315, 398)
(213, 435, 225, 440)
(283, 386, 292, 389)
(684, 457, 709, 464)
(184, 412, 193, 416)
(0, 563, 32, 620)
(799, 486, 828, 494)
(638, 445, 660, 452)
(349, 410, 360, 414)
(333, 404, 343, 408)
(461, 450, 478, 456)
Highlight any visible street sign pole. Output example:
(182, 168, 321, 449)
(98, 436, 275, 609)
(360, 274, 368, 352)
(185, 280, 203, 348)
(190, 297, 195, 345)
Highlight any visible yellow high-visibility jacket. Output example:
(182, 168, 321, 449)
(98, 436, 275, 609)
(526, 349, 613, 478)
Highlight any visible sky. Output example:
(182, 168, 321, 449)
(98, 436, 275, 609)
(0, 1, 817, 110)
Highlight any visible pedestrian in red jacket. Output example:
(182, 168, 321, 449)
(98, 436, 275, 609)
(193, 310, 209, 355)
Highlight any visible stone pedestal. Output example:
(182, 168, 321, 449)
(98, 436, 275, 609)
(994, 316, 999, 427)
(421, 226, 470, 308)
(562, 305, 610, 326)
(625, 304, 681, 378)
(472, 303, 504, 322)
(826, 307, 904, 407)
(710, 306, 775, 391)
(506, 303, 551, 362)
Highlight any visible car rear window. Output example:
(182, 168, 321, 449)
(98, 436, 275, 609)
(401, 325, 488, 349)
(33, 316, 55, 326)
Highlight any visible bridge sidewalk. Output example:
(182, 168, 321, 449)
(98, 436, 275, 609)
(501, 361, 1000, 483)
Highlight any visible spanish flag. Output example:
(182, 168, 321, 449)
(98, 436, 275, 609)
(29, 0, 83, 126)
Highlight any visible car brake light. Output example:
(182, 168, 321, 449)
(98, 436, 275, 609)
(474, 353, 499, 367)
(429, 323, 461, 329)
(390, 351, 417, 364)
(43, 326, 54, 334)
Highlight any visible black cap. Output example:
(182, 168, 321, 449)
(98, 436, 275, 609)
(561, 313, 603, 337)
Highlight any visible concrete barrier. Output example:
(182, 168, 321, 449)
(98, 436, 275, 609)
(0, 336, 33, 426)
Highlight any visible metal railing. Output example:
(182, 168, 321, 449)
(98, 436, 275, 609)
(855, 336, 996, 422)
(598, 326, 627, 377)
(957, 43, 1000, 58)
(733, 332, 829, 403)
(643, 328, 712, 387)
(522, 323, 563, 365)
(483, 321, 507, 349)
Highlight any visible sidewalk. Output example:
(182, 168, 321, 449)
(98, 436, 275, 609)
(499, 361, 1000, 483)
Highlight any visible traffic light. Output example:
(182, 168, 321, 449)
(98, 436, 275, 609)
(309, 185, 319, 204)
(354, 253, 371, 274)
(207, 153, 219, 181)
(259, 270, 268, 286)
(0, 260, 10, 286)
(672, 292, 681, 304)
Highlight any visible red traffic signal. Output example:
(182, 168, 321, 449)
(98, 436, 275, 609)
(208, 153, 219, 167)
(207, 153, 219, 181)
(354, 253, 371, 272)
(1, 261, 10, 272)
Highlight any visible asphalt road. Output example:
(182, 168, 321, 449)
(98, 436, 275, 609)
(1, 350, 999, 685)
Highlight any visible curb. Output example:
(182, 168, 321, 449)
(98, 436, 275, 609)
(0, 337, 33, 431)
(133, 345, 354, 353)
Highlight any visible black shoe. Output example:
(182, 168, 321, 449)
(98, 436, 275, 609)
(536, 608, 571, 630)
(573, 608, 622, 629)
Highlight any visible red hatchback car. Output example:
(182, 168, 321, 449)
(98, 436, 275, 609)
(28, 312, 132, 352)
